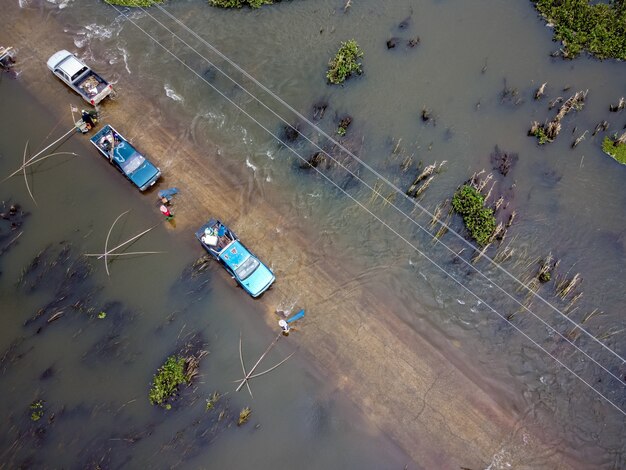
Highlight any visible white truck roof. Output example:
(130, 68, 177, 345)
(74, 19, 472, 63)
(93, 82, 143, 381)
(46, 50, 85, 77)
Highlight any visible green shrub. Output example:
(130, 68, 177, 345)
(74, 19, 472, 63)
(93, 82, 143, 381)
(452, 185, 497, 246)
(326, 40, 363, 85)
(105, 0, 165, 6)
(602, 136, 626, 165)
(533, 0, 626, 60)
(209, 0, 273, 8)
(531, 126, 549, 145)
(149, 355, 188, 408)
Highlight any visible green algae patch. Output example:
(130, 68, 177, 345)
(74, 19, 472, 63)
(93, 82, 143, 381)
(533, 0, 626, 60)
(105, 0, 165, 6)
(602, 136, 626, 164)
(209, 0, 273, 7)
(149, 355, 188, 408)
(327, 40, 363, 85)
(452, 185, 496, 246)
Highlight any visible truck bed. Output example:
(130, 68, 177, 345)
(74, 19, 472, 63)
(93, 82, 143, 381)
(77, 72, 108, 99)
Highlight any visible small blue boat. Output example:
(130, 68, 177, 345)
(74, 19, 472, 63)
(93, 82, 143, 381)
(90, 124, 161, 191)
(196, 218, 275, 298)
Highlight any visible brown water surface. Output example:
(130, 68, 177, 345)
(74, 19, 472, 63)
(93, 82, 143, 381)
(1, 0, 625, 468)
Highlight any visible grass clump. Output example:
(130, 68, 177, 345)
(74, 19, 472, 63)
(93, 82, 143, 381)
(533, 0, 626, 60)
(326, 40, 363, 85)
(209, 0, 273, 7)
(452, 185, 496, 246)
(149, 355, 188, 408)
(529, 124, 550, 145)
(602, 135, 626, 164)
(105, 0, 165, 6)
(205, 392, 221, 411)
(238, 406, 252, 425)
(30, 400, 45, 421)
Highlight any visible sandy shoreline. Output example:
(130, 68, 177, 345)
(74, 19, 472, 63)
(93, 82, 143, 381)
(1, 4, 576, 468)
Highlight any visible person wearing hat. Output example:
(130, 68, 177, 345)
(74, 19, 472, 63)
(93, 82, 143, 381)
(278, 319, 290, 335)
(160, 204, 173, 220)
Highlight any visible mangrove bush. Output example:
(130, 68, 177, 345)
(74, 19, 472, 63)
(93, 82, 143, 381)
(149, 355, 188, 408)
(326, 40, 363, 85)
(452, 185, 496, 246)
(602, 135, 626, 164)
(533, 0, 626, 60)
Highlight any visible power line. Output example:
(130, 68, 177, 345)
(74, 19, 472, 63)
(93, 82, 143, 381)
(153, 3, 625, 367)
(139, 6, 626, 386)
(107, 4, 626, 416)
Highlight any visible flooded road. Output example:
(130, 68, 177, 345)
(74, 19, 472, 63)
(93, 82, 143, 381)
(1, 0, 625, 468)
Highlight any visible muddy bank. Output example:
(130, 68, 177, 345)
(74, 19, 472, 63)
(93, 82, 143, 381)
(0, 4, 579, 469)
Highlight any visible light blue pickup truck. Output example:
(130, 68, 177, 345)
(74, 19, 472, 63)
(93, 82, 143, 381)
(47, 50, 113, 106)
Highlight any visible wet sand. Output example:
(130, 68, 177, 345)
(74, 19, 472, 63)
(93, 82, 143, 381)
(1, 5, 575, 469)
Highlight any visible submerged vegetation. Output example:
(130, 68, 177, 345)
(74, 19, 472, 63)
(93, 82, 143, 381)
(529, 90, 587, 144)
(30, 400, 45, 421)
(238, 406, 252, 425)
(326, 40, 363, 85)
(209, 0, 273, 7)
(452, 185, 496, 246)
(602, 134, 626, 164)
(533, 0, 626, 60)
(105, 0, 165, 6)
(149, 355, 188, 408)
(337, 116, 352, 136)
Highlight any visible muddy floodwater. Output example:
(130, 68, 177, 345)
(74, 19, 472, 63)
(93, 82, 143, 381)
(1, 0, 626, 469)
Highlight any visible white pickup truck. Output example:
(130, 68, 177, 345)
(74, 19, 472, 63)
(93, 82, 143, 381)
(47, 50, 113, 106)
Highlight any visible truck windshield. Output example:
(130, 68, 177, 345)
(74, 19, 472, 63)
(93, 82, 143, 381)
(121, 153, 146, 174)
(71, 66, 89, 82)
(235, 257, 259, 280)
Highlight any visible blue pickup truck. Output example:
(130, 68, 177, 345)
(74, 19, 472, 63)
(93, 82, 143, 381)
(196, 219, 275, 298)
(90, 125, 161, 191)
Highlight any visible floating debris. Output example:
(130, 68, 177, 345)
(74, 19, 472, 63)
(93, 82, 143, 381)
(534, 82, 547, 100)
(609, 97, 625, 112)
(571, 130, 588, 148)
(386, 37, 401, 49)
(0, 46, 16, 76)
(592, 120, 609, 136)
(421, 106, 434, 124)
